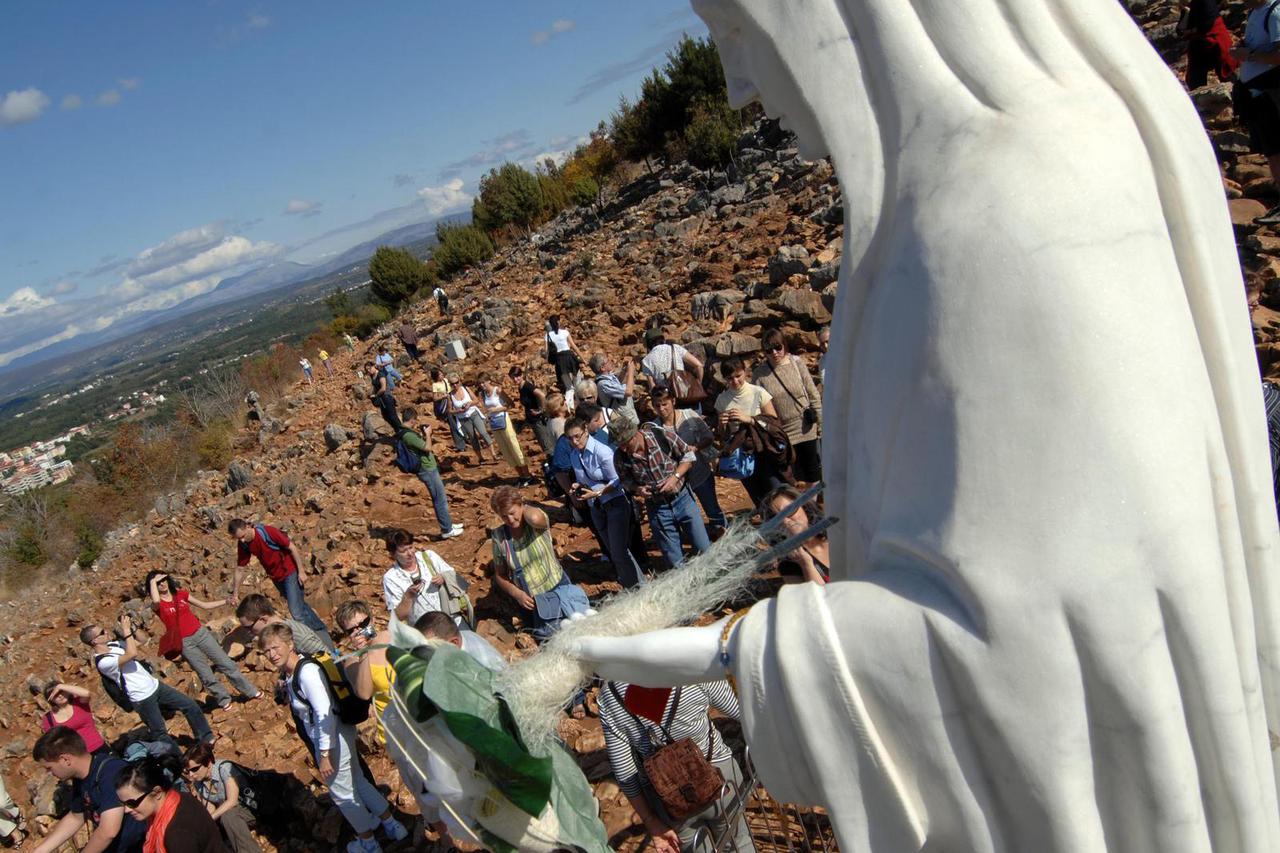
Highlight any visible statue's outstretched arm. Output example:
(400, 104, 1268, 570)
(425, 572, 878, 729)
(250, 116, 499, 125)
(570, 621, 725, 687)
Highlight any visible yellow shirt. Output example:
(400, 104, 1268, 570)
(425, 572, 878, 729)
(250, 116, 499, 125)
(370, 660, 395, 744)
(318, 350, 330, 361)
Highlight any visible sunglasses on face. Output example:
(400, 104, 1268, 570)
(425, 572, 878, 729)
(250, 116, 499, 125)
(767, 345, 785, 352)
(121, 790, 154, 809)
(343, 615, 372, 639)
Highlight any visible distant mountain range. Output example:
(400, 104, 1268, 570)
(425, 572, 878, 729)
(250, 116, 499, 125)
(0, 214, 459, 382)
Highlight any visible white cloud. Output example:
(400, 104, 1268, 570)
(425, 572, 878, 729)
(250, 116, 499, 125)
(438, 128, 535, 179)
(118, 77, 141, 90)
(0, 287, 55, 317)
(61, 94, 83, 111)
(119, 234, 280, 293)
(417, 178, 471, 217)
(0, 87, 50, 126)
(283, 199, 322, 217)
(533, 18, 576, 45)
(96, 89, 121, 107)
(246, 13, 271, 29)
(46, 281, 78, 296)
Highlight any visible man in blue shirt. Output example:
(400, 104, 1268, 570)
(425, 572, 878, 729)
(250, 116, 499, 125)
(565, 414, 645, 588)
(32, 728, 145, 853)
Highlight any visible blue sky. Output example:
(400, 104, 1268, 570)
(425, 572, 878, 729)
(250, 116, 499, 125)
(0, 1, 706, 368)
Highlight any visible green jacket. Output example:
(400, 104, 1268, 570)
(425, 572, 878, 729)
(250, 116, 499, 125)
(397, 427, 438, 471)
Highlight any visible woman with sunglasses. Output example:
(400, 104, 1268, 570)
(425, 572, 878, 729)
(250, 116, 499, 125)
(181, 742, 263, 853)
(116, 756, 228, 853)
(334, 601, 395, 744)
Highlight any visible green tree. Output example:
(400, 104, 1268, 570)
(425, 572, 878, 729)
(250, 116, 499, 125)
(368, 246, 427, 309)
(324, 286, 353, 318)
(472, 163, 545, 234)
(683, 97, 742, 169)
(432, 223, 494, 279)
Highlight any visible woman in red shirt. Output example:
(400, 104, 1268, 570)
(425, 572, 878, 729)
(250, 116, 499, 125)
(40, 682, 108, 755)
(147, 572, 260, 710)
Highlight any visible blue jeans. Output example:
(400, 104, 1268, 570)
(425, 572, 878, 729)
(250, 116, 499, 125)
(690, 472, 727, 530)
(273, 573, 334, 649)
(647, 487, 711, 568)
(590, 497, 645, 588)
(135, 682, 213, 743)
(416, 466, 454, 534)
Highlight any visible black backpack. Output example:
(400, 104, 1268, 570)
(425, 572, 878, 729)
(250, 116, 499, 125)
(291, 652, 371, 726)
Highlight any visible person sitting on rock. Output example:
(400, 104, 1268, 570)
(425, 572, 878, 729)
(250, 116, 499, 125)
(114, 755, 227, 853)
(30, 727, 146, 853)
(146, 571, 260, 711)
(39, 682, 109, 758)
(234, 593, 330, 655)
(80, 614, 214, 747)
(181, 742, 264, 853)
(381, 529, 474, 628)
(227, 519, 334, 650)
(373, 345, 402, 389)
(394, 408, 463, 540)
(258, 623, 408, 853)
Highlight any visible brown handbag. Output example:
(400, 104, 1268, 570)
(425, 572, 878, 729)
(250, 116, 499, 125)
(665, 343, 708, 408)
(610, 684, 725, 821)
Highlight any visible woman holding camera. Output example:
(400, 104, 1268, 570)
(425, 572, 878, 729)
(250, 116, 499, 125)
(334, 600, 395, 744)
(147, 570, 261, 710)
(751, 326, 822, 484)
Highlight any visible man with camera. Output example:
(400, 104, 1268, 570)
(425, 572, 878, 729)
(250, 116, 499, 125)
(80, 613, 212, 745)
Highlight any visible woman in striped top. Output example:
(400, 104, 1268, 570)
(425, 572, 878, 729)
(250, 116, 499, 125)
(598, 680, 755, 853)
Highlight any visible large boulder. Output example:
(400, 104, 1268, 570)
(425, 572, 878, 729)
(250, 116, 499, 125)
(767, 244, 810, 286)
(775, 288, 833, 324)
(323, 423, 349, 452)
(225, 461, 252, 494)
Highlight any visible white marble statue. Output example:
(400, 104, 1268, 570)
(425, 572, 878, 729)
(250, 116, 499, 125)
(568, 0, 1280, 850)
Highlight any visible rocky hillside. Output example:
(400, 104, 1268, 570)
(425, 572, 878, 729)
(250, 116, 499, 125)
(0, 118, 841, 852)
(3, 5, 1276, 849)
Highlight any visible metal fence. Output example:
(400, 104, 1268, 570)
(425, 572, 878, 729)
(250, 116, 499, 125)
(691, 748, 841, 853)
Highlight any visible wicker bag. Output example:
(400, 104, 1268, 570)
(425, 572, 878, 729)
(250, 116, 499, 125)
(611, 685, 725, 821)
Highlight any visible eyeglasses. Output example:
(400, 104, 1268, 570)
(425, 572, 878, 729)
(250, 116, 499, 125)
(342, 615, 372, 638)
(121, 790, 154, 809)
(767, 344, 785, 352)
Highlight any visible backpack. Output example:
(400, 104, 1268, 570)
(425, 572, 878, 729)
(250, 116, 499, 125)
(94, 649, 156, 712)
(254, 524, 287, 552)
(394, 430, 423, 474)
(291, 652, 370, 726)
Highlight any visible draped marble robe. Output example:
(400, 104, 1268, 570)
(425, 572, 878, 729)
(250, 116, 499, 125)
(579, 0, 1280, 850)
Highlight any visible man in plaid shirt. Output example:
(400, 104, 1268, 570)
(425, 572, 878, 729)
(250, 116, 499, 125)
(609, 414, 712, 568)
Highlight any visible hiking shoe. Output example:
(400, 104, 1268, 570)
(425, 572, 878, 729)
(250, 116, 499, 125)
(1256, 204, 1280, 225)
(347, 837, 381, 853)
(381, 817, 409, 842)
(440, 525, 464, 540)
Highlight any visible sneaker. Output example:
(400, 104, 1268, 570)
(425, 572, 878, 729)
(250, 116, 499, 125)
(381, 817, 409, 842)
(1256, 204, 1280, 225)
(346, 837, 381, 853)
(217, 697, 233, 711)
(440, 525, 464, 540)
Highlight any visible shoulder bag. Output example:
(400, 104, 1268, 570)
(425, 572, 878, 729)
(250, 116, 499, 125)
(664, 343, 707, 408)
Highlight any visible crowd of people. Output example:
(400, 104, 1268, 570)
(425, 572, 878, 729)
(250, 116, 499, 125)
(13, 315, 831, 853)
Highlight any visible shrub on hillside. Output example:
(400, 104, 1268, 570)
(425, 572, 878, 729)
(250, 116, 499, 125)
(240, 342, 301, 400)
(196, 419, 236, 469)
(683, 97, 742, 169)
(331, 303, 391, 339)
(369, 245, 428, 309)
(433, 222, 495, 278)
